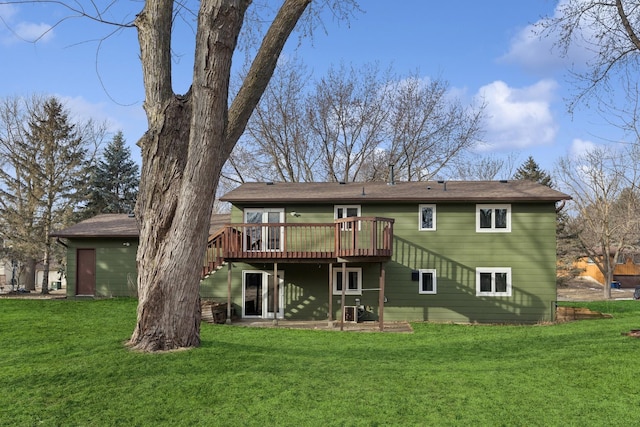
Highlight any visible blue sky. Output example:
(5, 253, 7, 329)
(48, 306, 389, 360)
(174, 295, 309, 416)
(0, 1, 618, 175)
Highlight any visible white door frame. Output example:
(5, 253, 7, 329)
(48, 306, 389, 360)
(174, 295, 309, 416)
(243, 208, 285, 252)
(242, 270, 285, 319)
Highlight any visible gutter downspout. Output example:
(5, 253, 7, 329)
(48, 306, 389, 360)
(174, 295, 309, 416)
(54, 237, 68, 248)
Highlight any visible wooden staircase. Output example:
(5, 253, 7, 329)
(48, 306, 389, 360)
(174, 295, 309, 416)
(202, 228, 227, 279)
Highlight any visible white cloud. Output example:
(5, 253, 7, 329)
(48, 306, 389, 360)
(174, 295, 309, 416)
(0, 4, 18, 21)
(500, 1, 593, 75)
(477, 79, 559, 151)
(14, 21, 53, 43)
(500, 23, 567, 73)
(0, 4, 54, 45)
(569, 138, 598, 158)
(58, 95, 119, 132)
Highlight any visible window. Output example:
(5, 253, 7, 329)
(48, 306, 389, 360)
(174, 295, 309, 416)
(476, 268, 512, 297)
(335, 205, 361, 230)
(418, 269, 437, 294)
(476, 204, 511, 232)
(332, 267, 362, 295)
(419, 204, 436, 231)
(616, 253, 627, 264)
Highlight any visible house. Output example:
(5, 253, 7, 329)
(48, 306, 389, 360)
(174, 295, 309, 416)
(51, 180, 571, 324)
(575, 251, 640, 288)
(0, 256, 66, 293)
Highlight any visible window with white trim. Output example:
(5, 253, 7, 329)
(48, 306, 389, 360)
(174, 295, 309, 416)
(419, 204, 436, 231)
(332, 267, 362, 295)
(476, 204, 511, 232)
(418, 269, 437, 294)
(335, 205, 361, 230)
(476, 267, 512, 297)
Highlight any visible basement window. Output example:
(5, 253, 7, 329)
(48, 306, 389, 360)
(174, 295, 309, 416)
(333, 267, 362, 295)
(418, 269, 437, 294)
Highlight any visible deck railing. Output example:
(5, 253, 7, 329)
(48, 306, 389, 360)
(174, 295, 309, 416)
(202, 217, 394, 277)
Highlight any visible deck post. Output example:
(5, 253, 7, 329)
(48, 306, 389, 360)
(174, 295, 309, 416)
(273, 262, 278, 326)
(328, 263, 333, 325)
(378, 262, 385, 332)
(226, 261, 232, 324)
(340, 262, 346, 331)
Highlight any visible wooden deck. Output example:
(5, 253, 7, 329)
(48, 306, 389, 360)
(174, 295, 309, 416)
(202, 217, 394, 277)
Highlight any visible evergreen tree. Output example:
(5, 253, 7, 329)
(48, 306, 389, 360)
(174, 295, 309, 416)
(0, 96, 98, 293)
(84, 131, 139, 217)
(513, 156, 553, 187)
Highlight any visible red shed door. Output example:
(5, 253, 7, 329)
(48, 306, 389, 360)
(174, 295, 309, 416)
(76, 249, 96, 296)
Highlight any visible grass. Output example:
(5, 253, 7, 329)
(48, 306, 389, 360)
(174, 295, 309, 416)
(1, 299, 640, 426)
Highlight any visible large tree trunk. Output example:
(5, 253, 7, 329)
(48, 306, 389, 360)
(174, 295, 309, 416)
(129, 95, 212, 351)
(129, 0, 311, 352)
(128, 0, 248, 352)
(21, 258, 36, 291)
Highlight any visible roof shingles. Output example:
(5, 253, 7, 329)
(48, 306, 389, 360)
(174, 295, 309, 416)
(51, 213, 230, 239)
(51, 181, 570, 238)
(220, 180, 572, 204)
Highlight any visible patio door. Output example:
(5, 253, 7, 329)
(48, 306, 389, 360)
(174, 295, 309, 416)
(242, 270, 284, 319)
(244, 208, 284, 251)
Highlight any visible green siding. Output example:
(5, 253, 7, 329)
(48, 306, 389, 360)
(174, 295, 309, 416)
(200, 262, 382, 321)
(65, 238, 138, 297)
(69, 201, 558, 323)
(207, 202, 558, 323)
(378, 202, 556, 323)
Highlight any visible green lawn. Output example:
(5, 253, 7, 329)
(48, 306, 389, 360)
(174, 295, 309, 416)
(1, 299, 640, 426)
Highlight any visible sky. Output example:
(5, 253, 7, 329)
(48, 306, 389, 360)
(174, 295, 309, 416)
(0, 0, 622, 176)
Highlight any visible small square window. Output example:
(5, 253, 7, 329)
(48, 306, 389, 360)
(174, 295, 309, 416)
(418, 269, 437, 294)
(419, 204, 436, 231)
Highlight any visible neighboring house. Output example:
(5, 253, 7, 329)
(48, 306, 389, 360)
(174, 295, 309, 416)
(0, 258, 66, 292)
(0, 259, 7, 290)
(575, 252, 640, 288)
(51, 180, 571, 324)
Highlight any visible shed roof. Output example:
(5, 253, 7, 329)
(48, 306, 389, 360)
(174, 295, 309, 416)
(50, 213, 230, 239)
(220, 180, 572, 204)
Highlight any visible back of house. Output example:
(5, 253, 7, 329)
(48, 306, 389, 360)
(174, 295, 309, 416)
(201, 180, 571, 324)
(52, 180, 570, 324)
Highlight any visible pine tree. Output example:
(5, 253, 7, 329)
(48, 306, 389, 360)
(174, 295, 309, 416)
(0, 96, 96, 293)
(513, 156, 553, 187)
(83, 131, 139, 217)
